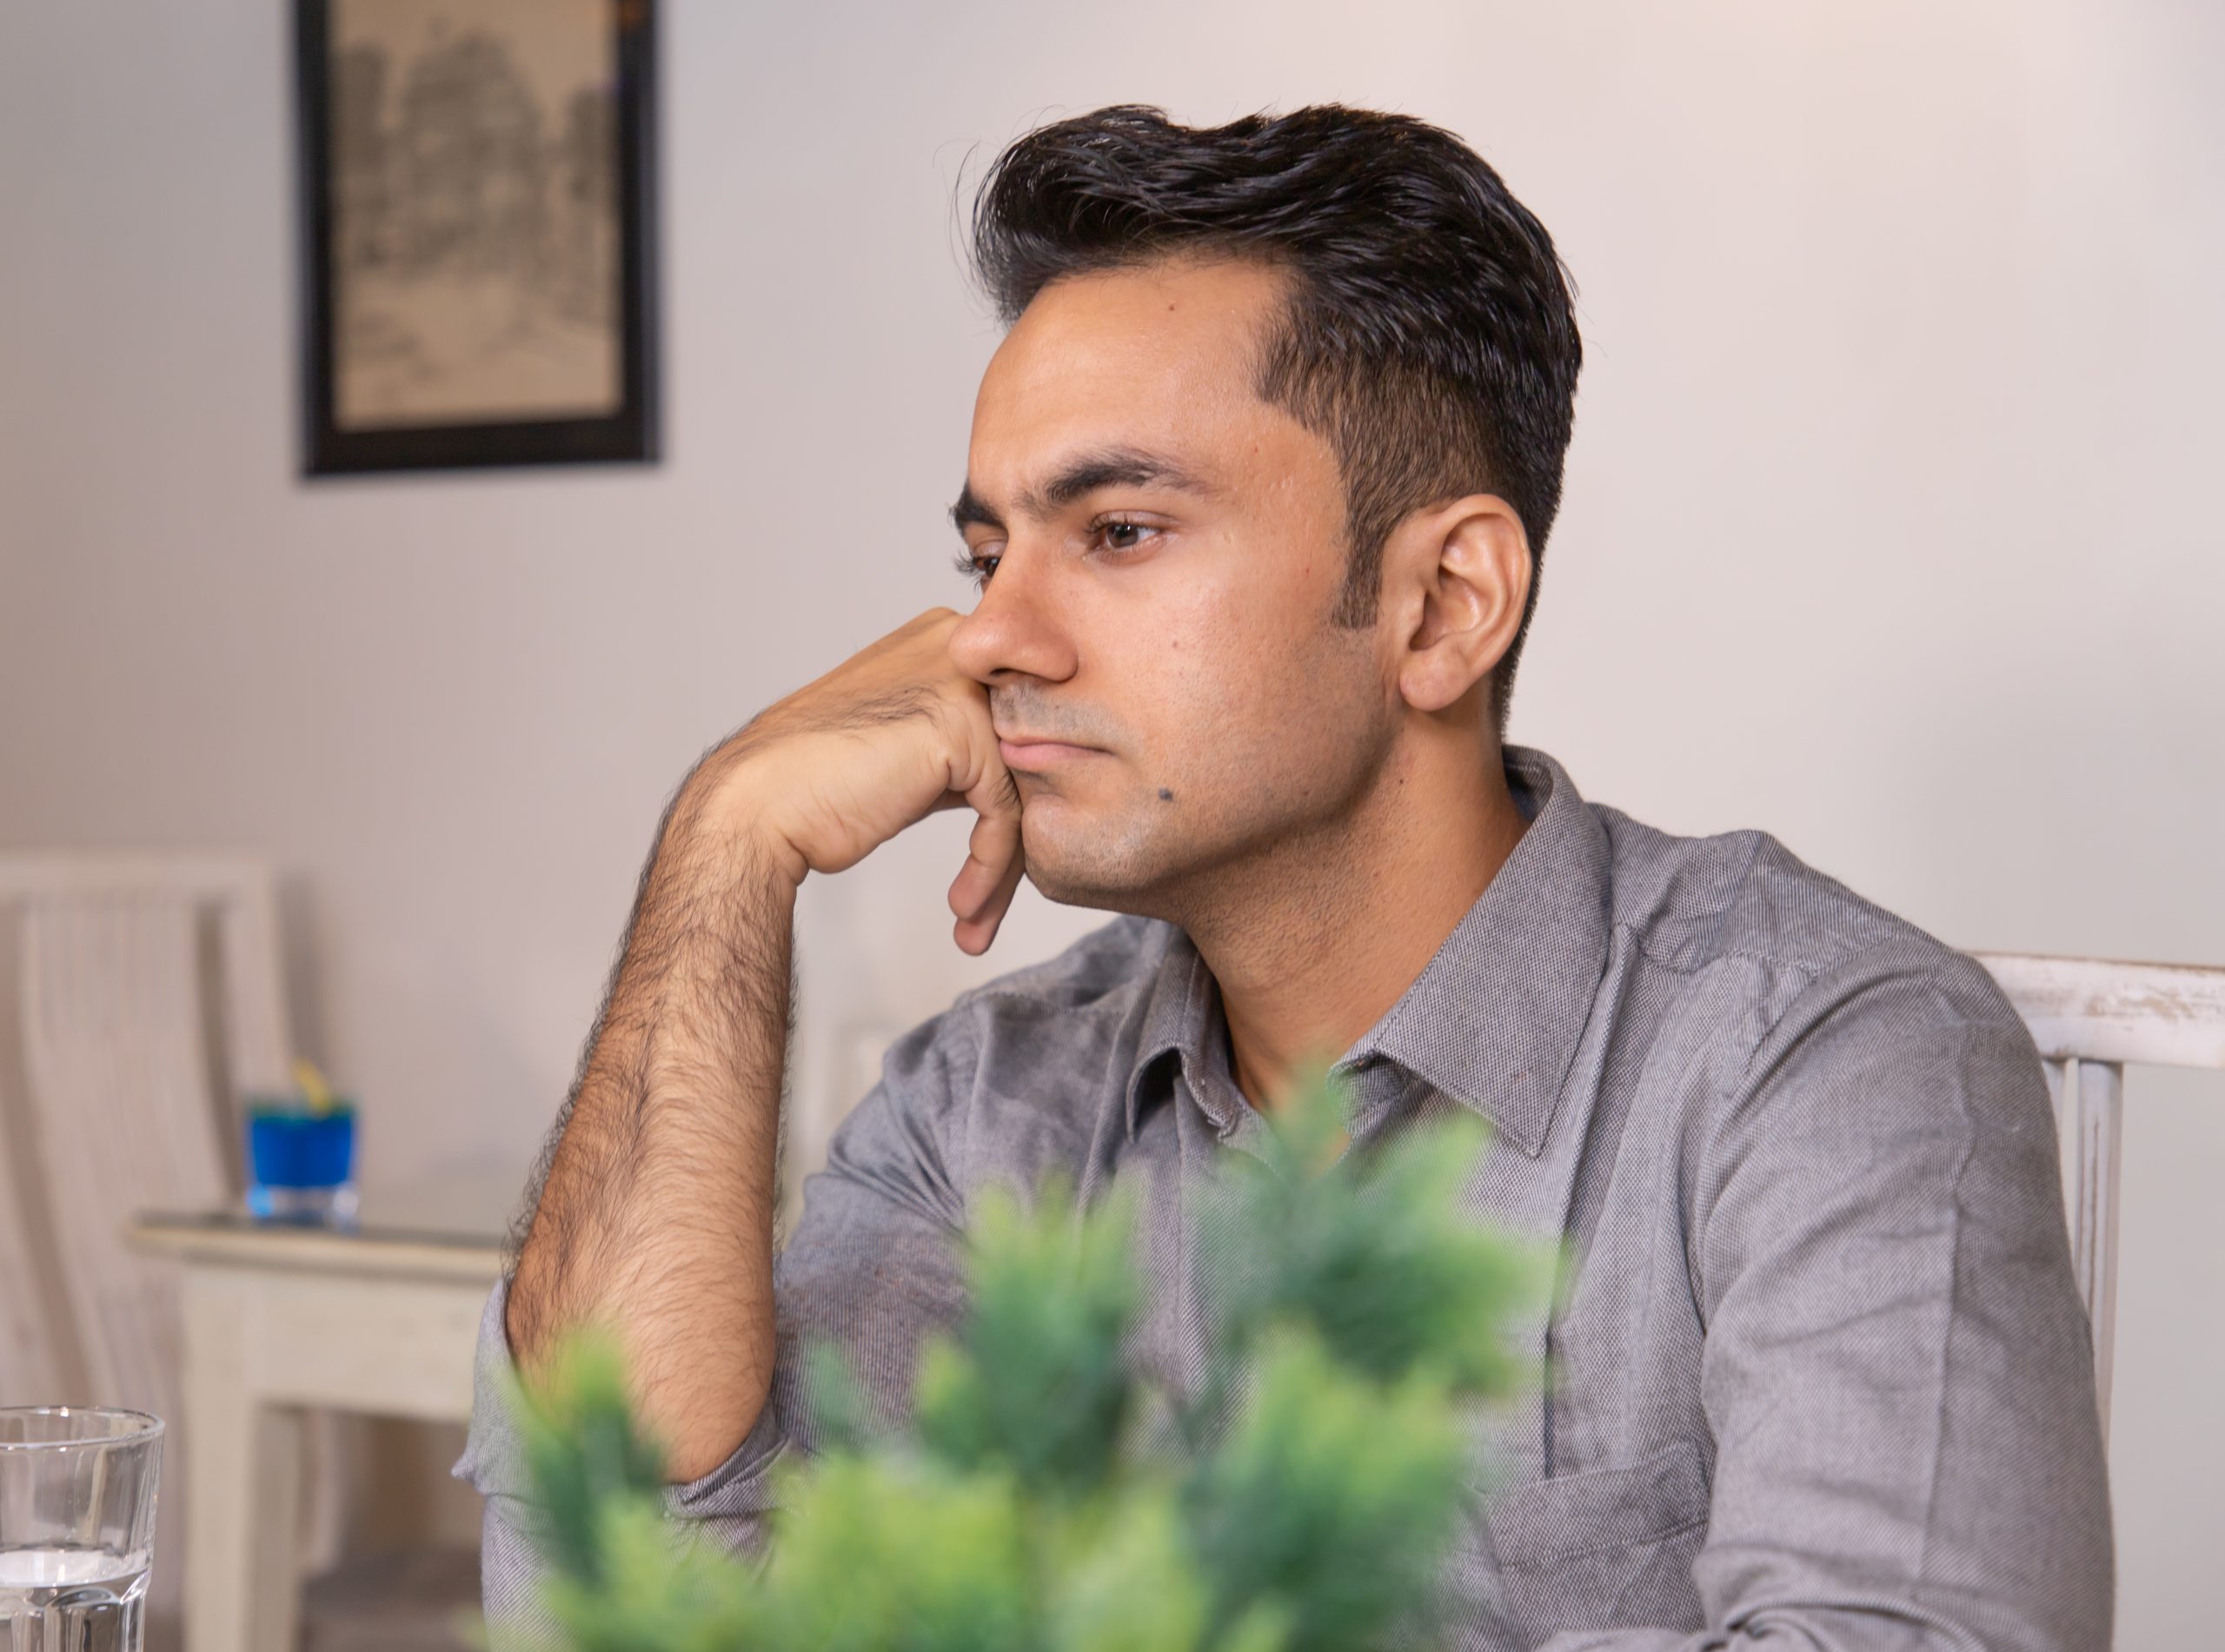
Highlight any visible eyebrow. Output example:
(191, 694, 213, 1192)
(949, 446, 1216, 537)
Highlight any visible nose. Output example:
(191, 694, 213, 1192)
(947, 543, 1079, 689)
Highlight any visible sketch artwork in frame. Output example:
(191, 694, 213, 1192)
(296, 0, 657, 474)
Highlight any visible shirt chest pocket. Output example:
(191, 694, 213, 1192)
(1480, 1438, 1711, 1643)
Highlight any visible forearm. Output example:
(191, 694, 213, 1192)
(506, 764, 794, 1481)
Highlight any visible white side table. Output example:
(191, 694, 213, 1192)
(128, 1192, 507, 1652)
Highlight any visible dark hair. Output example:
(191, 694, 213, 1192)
(967, 104, 1581, 736)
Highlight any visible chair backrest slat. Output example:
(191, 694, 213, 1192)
(2069, 1058, 2124, 1439)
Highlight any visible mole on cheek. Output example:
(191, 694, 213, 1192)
(1158, 787, 1175, 802)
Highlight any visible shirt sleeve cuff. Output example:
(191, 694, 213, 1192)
(453, 1272, 792, 1525)
(451, 1273, 542, 1523)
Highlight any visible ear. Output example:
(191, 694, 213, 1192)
(1385, 494, 1532, 715)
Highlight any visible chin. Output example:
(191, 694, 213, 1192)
(1020, 847, 1149, 915)
(1019, 810, 1177, 916)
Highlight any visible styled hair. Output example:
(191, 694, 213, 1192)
(967, 103, 1582, 736)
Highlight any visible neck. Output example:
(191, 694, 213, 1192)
(1181, 733, 1530, 1113)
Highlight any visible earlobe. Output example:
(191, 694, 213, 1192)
(1395, 496, 1530, 715)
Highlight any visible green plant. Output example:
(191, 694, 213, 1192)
(506, 1068, 1550, 1651)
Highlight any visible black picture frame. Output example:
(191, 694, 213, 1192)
(294, 0, 658, 476)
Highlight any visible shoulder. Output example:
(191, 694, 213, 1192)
(1581, 798, 2049, 1231)
(1573, 804, 2062, 1309)
(1593, 801, 2026, 1045)
(879, 912, 1172, 1088)
(858, 915, 1175, 1200)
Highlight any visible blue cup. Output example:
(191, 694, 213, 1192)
(244, 1100, 359, 1226)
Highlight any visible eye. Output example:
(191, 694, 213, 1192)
(1089, 516, 1160, 556)
(952, 547, 1000, 590)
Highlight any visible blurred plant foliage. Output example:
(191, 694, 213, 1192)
(505, 1067, 1551, 1651)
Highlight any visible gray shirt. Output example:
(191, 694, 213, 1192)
(457, 745, 2113, 1649)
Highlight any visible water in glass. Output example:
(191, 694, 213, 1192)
(0, 1544, 149, 1652)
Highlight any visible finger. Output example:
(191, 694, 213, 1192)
(953, 839, 1027, 956)
(949, 716, 1024, 947)
(947, 787, 1022, 920)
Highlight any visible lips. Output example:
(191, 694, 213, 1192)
(996, 733, 1104, 770)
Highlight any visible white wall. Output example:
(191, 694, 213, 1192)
(3, 0, 2218, 1636)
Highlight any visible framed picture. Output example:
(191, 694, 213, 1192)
(294, 0, 657, 475)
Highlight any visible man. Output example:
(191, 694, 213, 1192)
(459, 105, 2113, 1648)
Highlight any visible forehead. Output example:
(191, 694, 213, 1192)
(968, 258, 1293, 483)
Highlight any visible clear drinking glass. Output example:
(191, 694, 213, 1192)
(0, 1408, 163, 1652)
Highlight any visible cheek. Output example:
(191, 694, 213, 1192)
(1095, 528, 1366, 778)
(1192, 562, 1352, 704)
(1146, 591, 1274, 730)
(1147, 609, 1370, 790)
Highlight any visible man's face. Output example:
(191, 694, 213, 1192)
(948, 257, 1400, 917)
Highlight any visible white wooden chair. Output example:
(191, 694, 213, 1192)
(0, 857, 291, 1390)
(0, 855, 348, 1614)
(1971, 952, 2225, 1446)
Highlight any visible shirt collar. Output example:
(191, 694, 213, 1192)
(1123, 924, 1220, 1140)
(1122, 745, 1614, 1158)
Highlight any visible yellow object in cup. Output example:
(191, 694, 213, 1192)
(291, 1057, 335, 1117)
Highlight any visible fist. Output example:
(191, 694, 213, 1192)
(701, 610, 1026, 955)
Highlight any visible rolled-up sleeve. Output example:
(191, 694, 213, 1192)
(453, 1014, 975, 1642)
(1543, 946, 2114, 1650)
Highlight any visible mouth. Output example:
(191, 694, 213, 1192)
(996, 733, 1106, 771)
